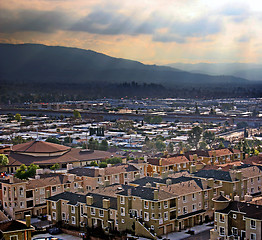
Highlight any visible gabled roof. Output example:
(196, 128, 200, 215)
(47, 191, 86, 205)
(217, 201, 262, 220)
(193, 169, 232, 182)
(213, 194, 231, 202)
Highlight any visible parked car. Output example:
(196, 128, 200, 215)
(48, 227, 60, 235)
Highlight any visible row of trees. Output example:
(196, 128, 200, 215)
(90, 157, 122, 168)
(84, 138, 109, 151)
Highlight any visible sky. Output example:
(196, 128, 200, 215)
(1, 0, 262, 65)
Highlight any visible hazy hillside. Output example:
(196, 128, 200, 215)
(1, 43, 261, 103)
(0, 43, 248, 86)
(167, 63, 262, 81)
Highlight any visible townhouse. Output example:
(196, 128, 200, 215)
(2, 173, 82, 219)
(191, 165, 262, 201)
(146, 154, 195, 176)
(68, 163, 140, 191)
(185, 148, 243, 165)
(211, 195, 262, 240)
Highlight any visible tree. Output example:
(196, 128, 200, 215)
(100, 139, 108, 151)
(46, 137, 61, 144)
(15, 164, 39, 179)
(218, 141, 225, 149)
(99, 162, 107, 168)
(199, 141, 208, 150)
(73, 109, 81, 120)
(167, 142, 174, 153)
(242, 140, 250, 155)
(88, 138, 99, 150)
(15, 113, 22, 122)
(0, 154, 9, 166)
(209, 108, 216, 115)
(203, 131, 215, 148)
(50, 163, 60, 171)
(195, 103, 200, 115)
(90, 161, 98, 166)
(155, 140, 166, 152)
(12, 136, 26, 145)
(188, 126, 203, 149)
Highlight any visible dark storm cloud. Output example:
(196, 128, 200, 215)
(70, 10, 155, 35)
(0, 9, 70, 33)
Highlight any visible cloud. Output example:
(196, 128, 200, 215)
(220, 5, 250, 22)
(0, 9, 71, 33)
(237, 35, 251, 43)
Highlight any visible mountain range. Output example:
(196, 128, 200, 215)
(0, 43, 261, 102)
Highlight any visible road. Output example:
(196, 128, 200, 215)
(183, 229, 210, 240)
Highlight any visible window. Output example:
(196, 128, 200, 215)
(158, 202, 161, 209)
(80, 205, 84, 215)
(40, 188, 45, 195)
(52, 202, 56, 209)
(213, 189, 217, 196)
(35, 188, 38, 192)
(251, 219, 256, 229)
(214, 213, 217, 222)
(120, 196, 125, 204)
(52, 186, 57, 193)
(144, 201, 149, 209)
(19, 187, 24, 197)
(152, 202, 154, 210)
(192, 204, 196, 211)
(251, 178, 254, 184)
(62, 212, 66, 220)
(20, 202, 24, 208)
(152, 213, 155, 219)
(258, 177, 260, 182)
(232, 227, 237, 236)
(124, 173, 127, 179)
(121, 207, 125, 216)
(121, 219, 125, 223)
(74, 182, 78, 188)
(182, 196, 186, 203)
(251, 233, 256, 240)
(178, 208, 181, 213)
(192, 193, 196, 200)
(164, 201, 168, 209)
(219, 227, 225, 236)
(72, 216, 75, 224)
(52, 212, 56, 220)
(204, 191, 208, 198)
(219, 214, 225, 223)
(144, 212, 149, 221)
(233, 214, 237, 219)
(199, 202, 201, 208)
(158, 213, 162, 219)
(91, 208, 95, 215)
(71, 206, 75, 213)
(183, 207, 187, 214)
(151, 225, 155, 230)
(99, 209, 104, 217)
(10, 236, 18, 240)
(164, 212, 168, 221)
(205, 202, 208, 209)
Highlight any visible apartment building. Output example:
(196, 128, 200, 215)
(68, 164, 140, 191)
(147, 154, 195, 176)
(191, 165, 262, 201)
(211, 195, 262, 240)
(185, 148, 243, 165)
(2, 173, 82, 219)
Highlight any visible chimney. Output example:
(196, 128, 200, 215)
(166, 179, 172, 186)
(36, 169, 43, 175)
(67, 164, 73, 171)
(9, 175, 14, 184)
(103, 199, 110, 209)
(135, 173, 140, 180)
(154, 189, 159, 200)
(86, 196, 93, 205)
(161, 171, 168, 179)
(236, 171, 242, 181)
(67, 174, 74, 182)
(234, 195, 240, 201)
(207, 178, 214, 188)
(193, 154, 197, 161)
(146, 182, 152, 188)
(127, 188, 132, 196)
(104, 180, 110, 187)
(144, 155, 148, 162)
(153, 172, 159, 177)
(122, 158, 127, 164)
(25, 215, 31, 228)
(244, 194, 252, 202)
(189, 164, 196, 174)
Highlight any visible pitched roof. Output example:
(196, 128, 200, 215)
(217, 201, 262, 220)
(12, 140, 70, 153)
(213, 194, 231, 202)
(105, 164, 139, 175)
(47, 192, 86, 205)
(8, 148, 122, 166)
(193, 169, 232, 182)
(0, 220, 33, 232)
